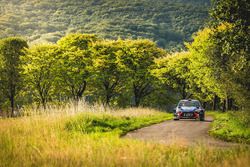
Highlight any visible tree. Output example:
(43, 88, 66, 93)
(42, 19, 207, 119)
(117, 39, 166, 107)
(210, 0, 250, 108)
(210, 0, 249, 27)
(153, 52, 194, 100)
(91, 40, 125, 106)
(186, 27, 228, 110)
(57, 34, 98, 100)
(21, 44, 61, 109)
(0, 37, 28, 116)
(186, 24, 248, 111)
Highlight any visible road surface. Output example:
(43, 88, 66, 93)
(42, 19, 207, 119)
(124, 116, 238, 147)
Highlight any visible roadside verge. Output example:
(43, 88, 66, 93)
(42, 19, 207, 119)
(208, 111, 250, 144)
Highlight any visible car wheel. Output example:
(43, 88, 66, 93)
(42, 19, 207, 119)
(199, 115, 205, 121)
(173, 118, 180, 121)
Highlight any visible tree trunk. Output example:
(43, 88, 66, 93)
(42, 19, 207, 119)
(222, 99, 226, 112)
(134, 95, 141, 107)
(225, 97, 229, 111)
(103, 81, 111, 107)
(41, 97, 46, 110)
(9, 85, 15, 117)
(132, 82, 153, 107)
(104, 90, 112, 107)
(228, 98, 233, 111)
(133, 83, 143, 107)
(10, 96, 14, 117)
(133, 84, 140, 107)
(182, 84, 186, 99)
(202, 101, 207, 109)
(76, 81, 87, 100)
(212, 95, 218, 111)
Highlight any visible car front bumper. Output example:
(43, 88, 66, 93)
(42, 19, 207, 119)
(174, 112, 200, 119)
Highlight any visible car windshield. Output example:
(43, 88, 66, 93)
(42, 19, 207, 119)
(178, 101, 200, 107)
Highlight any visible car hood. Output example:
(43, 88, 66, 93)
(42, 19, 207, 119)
(180, 106, 197, 112)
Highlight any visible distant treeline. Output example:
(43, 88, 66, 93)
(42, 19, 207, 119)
(0, 0, 209, 51)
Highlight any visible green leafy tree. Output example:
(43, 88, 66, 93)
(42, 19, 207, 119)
(153, 52, 194, 100)
(211, 24, 249, 109)
(117, 39, 166, 107)
(21, 44, 61, 109)
(210, 0, 249, 27)
(91, 40, 125, 106)
(57, 34, 98, 100)
(0, 37, 28, 116)
(186, 27, 228, 109)
(209, 0, 250, 108)
(186, 24, 247, 111)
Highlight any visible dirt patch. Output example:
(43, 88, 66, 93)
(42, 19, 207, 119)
(124, 116, 239, 147)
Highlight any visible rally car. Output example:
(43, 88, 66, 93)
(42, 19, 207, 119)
(173, 99, 205, 121)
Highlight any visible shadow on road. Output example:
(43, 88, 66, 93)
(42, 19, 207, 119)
(203, 119, 213, 122)
(177, 119, 213, 122)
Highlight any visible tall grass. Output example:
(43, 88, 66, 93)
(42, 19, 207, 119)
(18, 100, 109, 116)
(0, 104, 249, 167)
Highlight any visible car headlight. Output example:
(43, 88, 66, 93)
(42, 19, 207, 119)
(176, 109, 182, 113)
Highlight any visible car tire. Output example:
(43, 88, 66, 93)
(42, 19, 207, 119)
(173, 118, 180, 121)
(199, 114, 205, 121)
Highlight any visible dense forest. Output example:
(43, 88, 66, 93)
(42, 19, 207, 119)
(0, 0, 210, 50)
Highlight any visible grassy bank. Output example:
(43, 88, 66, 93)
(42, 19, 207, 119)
(65, 109, 172, 136)
(0, 107, 249, 167)
(209, 111, 250, 144)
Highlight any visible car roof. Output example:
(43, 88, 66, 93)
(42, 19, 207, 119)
(179, 99, 200, 102)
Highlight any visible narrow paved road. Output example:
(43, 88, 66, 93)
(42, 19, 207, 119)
(124, 116, 237, 147)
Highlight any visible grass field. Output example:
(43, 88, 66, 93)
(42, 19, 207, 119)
(209, 111, 250, 144)
(0, 105, 249, 167)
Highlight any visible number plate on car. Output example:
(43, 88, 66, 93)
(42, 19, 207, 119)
(183, 113, 193, 117)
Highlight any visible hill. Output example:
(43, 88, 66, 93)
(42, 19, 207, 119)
(0, 0, 210, 50)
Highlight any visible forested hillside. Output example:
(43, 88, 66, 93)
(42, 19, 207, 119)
(0, 0, 210, 50)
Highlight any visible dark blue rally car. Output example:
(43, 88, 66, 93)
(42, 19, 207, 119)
(173, 99, 205, 121)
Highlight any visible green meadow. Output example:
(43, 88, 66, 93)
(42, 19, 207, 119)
(0, 106, 249, 167)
